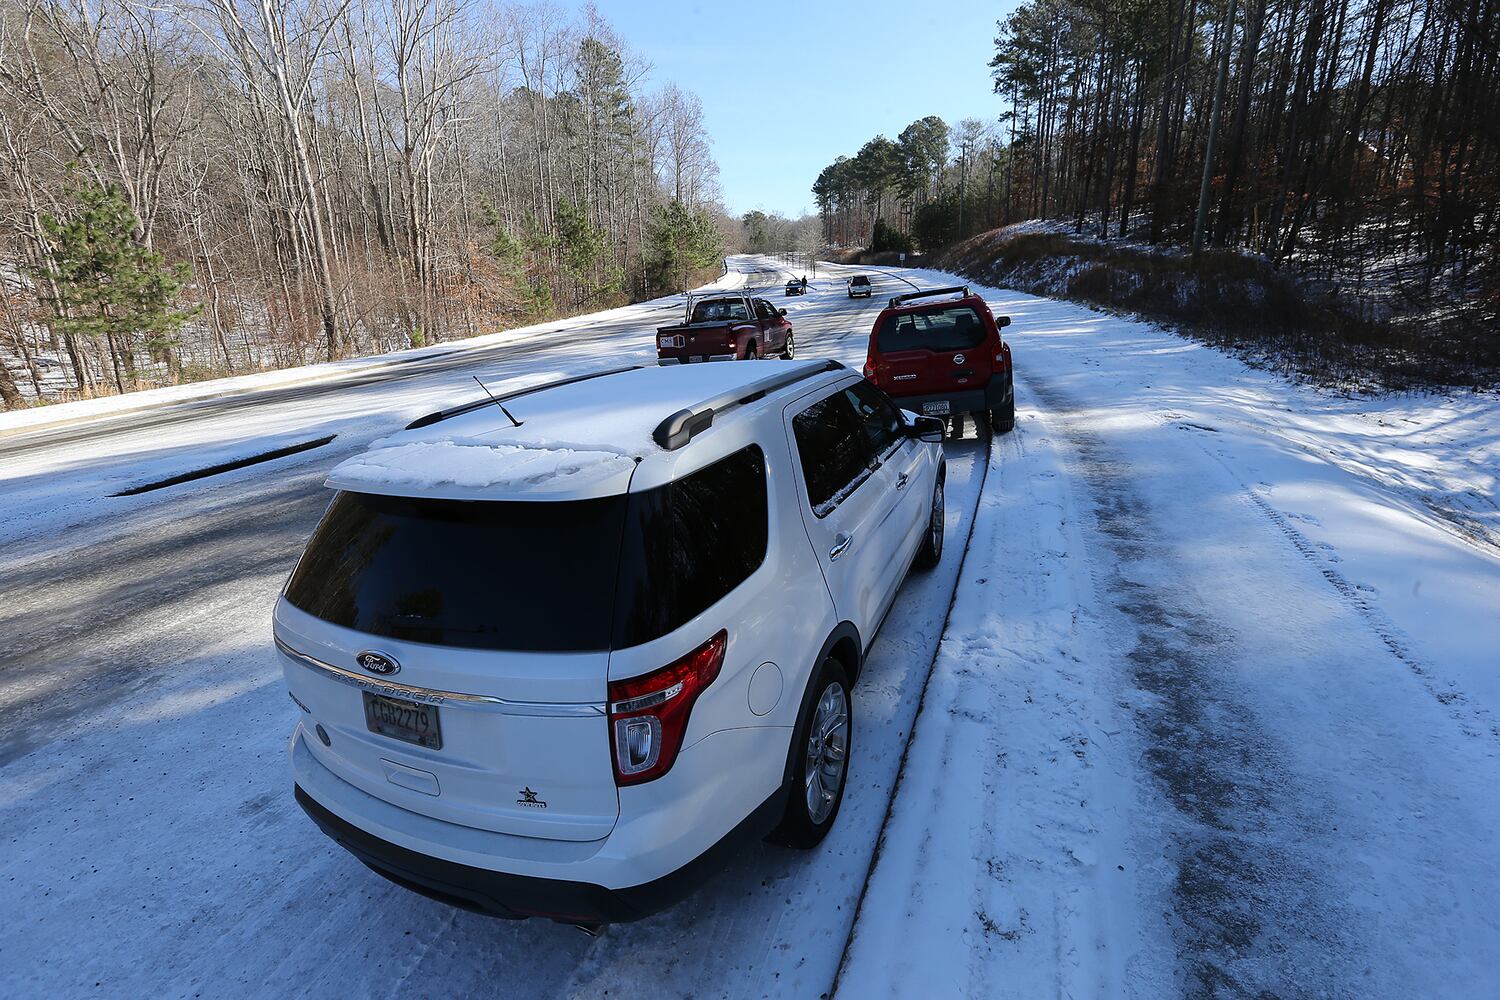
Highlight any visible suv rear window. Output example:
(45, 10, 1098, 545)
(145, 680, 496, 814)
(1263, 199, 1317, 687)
(285, 445, 770, 652)
(284, 492, 628, 652)
(876, 305, 986, 353)
(851, 276, 869, 285)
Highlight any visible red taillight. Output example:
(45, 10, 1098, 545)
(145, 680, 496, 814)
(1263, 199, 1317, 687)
(608, 631, 727, 785)
(863, 359, 877, 383)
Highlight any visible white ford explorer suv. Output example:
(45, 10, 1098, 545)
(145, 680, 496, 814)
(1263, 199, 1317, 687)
(276, 359, 946, 926)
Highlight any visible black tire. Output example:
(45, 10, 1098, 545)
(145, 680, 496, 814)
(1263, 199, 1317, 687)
(744, 340, 758, 360)
(950, 412, 966, 439)
(913, 472, 945, 570)
(768, 657, 852, 849)
(781, 332, 795, 359)
(989, 381, 1015, 434)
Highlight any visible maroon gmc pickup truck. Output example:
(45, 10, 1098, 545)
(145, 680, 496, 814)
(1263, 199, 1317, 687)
(656, 293, 794, 363)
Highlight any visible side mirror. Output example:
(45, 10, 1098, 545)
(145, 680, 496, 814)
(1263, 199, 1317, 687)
(906, 415, 946, 443)
(778, 307, 787, 316)
(996, 315, 1011, 328)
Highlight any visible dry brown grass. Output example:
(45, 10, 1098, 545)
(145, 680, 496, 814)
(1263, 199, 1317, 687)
(937, 229, 1499, 391)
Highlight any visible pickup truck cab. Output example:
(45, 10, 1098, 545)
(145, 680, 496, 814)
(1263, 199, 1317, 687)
(847, 275, 872, 298)
(658, 293, 794, 363)
(862, 286, 1014, 434)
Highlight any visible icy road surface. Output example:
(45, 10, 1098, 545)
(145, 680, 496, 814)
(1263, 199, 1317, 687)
(1, 258, 986, 997)
(4, 256, 1499, 999)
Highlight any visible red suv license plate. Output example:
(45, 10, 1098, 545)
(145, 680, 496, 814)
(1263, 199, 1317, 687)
(921, 400, 951, 416)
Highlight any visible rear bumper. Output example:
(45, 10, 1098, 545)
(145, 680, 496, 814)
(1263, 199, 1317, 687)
(296, 783, 785, 924)
(658, 353, 736, 364)
(289, 724, 790, 923)
(886, 377, 1012, 415)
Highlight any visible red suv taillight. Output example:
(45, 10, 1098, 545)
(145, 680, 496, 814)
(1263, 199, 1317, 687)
(863, 358, 878, 384)
(608, 631, 727, 785)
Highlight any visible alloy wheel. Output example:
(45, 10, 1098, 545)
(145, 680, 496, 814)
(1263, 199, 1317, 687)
(804, 682, 849, 825)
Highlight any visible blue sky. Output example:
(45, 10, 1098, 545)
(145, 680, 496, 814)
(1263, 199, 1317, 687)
(575, 0, 1018, 218)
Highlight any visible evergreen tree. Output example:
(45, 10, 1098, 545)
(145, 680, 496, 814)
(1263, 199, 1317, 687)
(35, 183, 196, 393)
(648, 199, 724, 291)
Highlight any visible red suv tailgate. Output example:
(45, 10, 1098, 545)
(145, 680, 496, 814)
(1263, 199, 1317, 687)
(870, 304, 993, 397)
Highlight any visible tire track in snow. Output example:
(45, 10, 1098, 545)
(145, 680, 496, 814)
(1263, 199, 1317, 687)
(828, 426, 994, 997)
(1170, 422, 1500, 747)
(1025, 377, 1365, 1000)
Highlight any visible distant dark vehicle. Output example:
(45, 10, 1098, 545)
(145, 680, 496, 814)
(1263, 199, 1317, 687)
(847, 275, 872, 298)
(862, 286, 1014, 435)
(785, 279, 806, 296)
(658, 293, 795, 362)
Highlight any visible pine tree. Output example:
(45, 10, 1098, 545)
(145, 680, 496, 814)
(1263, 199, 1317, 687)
(35, 183, 196, 394)
(648, 199, 724, 292)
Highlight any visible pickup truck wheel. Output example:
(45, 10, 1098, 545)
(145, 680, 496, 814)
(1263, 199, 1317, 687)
(780, 333, 795, 359)
(913, 473, 945, 570)
(744, 341, 758, 360)
(768, 657, 852, 849)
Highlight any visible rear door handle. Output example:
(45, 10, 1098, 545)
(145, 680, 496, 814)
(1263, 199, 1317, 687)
(829, 533, 853, 561)
(895, 472, 909, 490)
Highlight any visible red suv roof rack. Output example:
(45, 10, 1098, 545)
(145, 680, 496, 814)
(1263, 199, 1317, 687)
(886, 286, 970, 310)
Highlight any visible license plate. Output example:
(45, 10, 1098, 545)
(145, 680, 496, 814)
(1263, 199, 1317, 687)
(363, 692, 442, 750)
(921, 400, 951, 415)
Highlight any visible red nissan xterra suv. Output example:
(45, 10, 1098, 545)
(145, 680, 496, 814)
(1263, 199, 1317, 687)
(862, 286, 1014, 435)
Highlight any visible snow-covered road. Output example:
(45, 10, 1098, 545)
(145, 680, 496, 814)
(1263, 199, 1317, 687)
(1, 257, 988, 997)
(836, 279, 1500, 998)
(4, 257, 1498, 999)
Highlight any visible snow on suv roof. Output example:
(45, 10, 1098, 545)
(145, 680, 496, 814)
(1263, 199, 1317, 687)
(327, 360, 843, 501)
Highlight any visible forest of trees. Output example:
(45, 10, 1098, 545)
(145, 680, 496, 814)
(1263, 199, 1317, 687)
(0, 0, 730, 406)
(815, 0, 1497, 335)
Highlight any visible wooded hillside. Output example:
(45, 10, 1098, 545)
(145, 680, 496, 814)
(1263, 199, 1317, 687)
(815, 0, 1497, 353)
(0, 0, 728, 407)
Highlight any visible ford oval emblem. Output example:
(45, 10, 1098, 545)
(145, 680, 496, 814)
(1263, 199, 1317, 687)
(953, 353, 966, 365)
(356, 650, 400, 676)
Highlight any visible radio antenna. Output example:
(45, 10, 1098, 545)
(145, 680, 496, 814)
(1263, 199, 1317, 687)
(472, 375, 522, 428)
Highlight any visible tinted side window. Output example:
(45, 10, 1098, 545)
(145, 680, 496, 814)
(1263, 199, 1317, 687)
(845, 381, 905, 457)
(613, 446, 768, 648)
(792, 389, 875, 515)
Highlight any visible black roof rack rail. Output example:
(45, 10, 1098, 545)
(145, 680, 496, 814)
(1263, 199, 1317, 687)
(653, 359, 845, 451)
(888, 285, 970, 310)
(405, 365, 645, 430)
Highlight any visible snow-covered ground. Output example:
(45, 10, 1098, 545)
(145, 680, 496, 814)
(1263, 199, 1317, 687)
(835, 269, 1500, 998)
(3, 256, 1497, 998)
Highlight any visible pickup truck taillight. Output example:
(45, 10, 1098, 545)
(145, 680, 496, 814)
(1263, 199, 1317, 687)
(608, 631, 727, 785)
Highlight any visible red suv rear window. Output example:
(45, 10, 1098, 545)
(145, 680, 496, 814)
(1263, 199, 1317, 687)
(876, 306, 987, 353)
